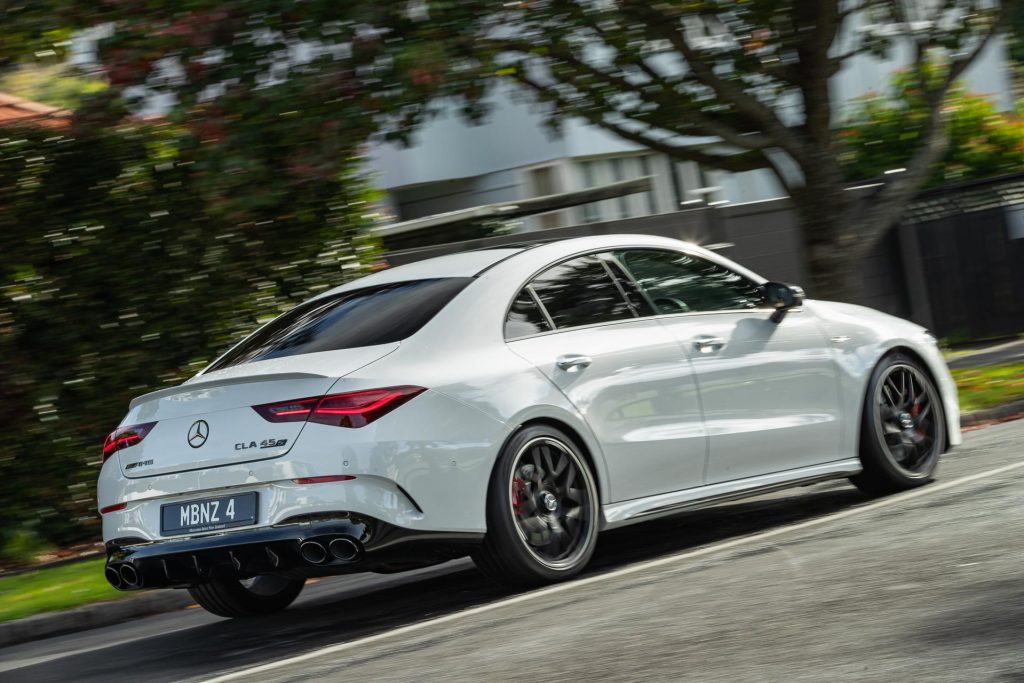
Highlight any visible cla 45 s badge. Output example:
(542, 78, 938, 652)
(235, 439, 288, 451)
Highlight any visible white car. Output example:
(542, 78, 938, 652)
(98, 234, 960, 617)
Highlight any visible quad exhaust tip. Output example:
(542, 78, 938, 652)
(105, 565, 124, 590)
(299, 540, 329, 565)
(105, 562, 141, 590)
(299, 536, 363, 564)
(328, 537, 361, 562)
(118, 563, 141, 588)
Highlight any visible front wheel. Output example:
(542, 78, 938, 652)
(851, 353, 946, 496)
(473, 425, 600, 587)
(188, 574, 305, 618)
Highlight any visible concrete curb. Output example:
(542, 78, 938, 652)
(2, 410, 1021, 650)
(0, 590, 193, 649)
(961, 400, 1024, 428)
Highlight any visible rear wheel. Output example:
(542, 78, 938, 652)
(851, 353, 946, 496)
(473, 425, 600, 587)
(188, 574, 305, 618)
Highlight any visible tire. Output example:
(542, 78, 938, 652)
(188, 574, 305, 618)
(850, 352, 946, 496)
(472, 425, 600, 587)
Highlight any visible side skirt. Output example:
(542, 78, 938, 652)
(601, 459, 862, 529)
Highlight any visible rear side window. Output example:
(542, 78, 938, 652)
(528, 255, 635, 329)
(207, 278, 472, 371)
(505, 290, 552, 338)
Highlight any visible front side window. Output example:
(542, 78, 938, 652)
(619, 249, 765, 314)
(528, 255, 635, 329)
(208, 278, 472, 371)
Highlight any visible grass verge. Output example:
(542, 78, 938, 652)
(952, 362, 1024, 414)
(0, 558, 130, 623)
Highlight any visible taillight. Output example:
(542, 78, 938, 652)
(101, 422, 157, 463)
(252, 397, 320, 423)
(253, 386, 426, 428)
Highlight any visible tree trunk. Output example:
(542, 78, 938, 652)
(804, 231, 863, 303)
(791, 168, 863, 303)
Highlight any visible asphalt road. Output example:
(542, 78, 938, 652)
(2, 419, 1023, 683)
(947, 338, 1024, 369)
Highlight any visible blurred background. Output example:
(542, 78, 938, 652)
(0, 1, 1022, 571)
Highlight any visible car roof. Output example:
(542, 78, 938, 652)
(316, 247, 524, 298)
(317, 234, 763, 299)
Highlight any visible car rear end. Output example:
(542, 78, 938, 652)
(98, 271, 510, 591)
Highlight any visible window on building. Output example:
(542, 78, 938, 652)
(579, 161, 600, 223)
(526, 165, 562, 230)
(575, 154, 660, 224)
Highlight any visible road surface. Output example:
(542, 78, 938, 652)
(2, 419, 1023, 682)
(947, 338, 1024, 369)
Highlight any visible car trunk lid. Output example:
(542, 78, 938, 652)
(117, 344, 397, 478)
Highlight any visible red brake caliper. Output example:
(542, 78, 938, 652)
(911, 401, 925, 439)
(511, 477, 528, 515)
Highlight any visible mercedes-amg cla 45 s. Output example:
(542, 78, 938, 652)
(98, 235, 959, 617)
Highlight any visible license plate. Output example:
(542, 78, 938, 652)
(161, 492, 258, 536)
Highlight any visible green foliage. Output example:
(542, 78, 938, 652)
(0, 526, 53, 568)
(0, 558, 129, 622)
(0, 2, 485, 560)
(0, 101, 384, 559)
(1011, 2, 1024, 64)
(0, 63, 106, 110)
(837, 73, 1024, 186)
(952, 362, 1024, 413)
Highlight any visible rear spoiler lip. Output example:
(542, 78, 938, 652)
(127, 372, 331, 411)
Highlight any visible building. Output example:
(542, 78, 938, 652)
(369, 33, 1012, 232)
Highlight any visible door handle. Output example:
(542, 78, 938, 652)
(556, 354, 593, 372)
(693, 336, 727, 353)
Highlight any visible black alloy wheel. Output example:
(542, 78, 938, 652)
(474, 425, 599, 586)
(851, 353, 946, 495)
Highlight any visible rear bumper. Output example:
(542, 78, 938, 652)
(104, 513, 482, 591)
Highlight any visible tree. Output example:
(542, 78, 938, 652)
(0, 115, 383, 560)
(1010, 0, 1024, 63)
(454, 0, 1015, 299)
(838, 72, 1024, 186)
(27, 1, 1010, 299)
(0, 4, 405, 559)
(0, 62, 106, 110)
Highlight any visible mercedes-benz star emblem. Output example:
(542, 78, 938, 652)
(187, 420, 209, 448)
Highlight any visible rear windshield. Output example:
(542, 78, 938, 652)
(206, 278, 472, 371)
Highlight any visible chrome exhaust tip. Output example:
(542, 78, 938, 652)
(299, 540, 329, 565)
(118, 563, 141, 588)
(328, 537, 362, 562)
(105, 565, 124, 590)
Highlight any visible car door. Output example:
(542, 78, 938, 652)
(505, 252, 708, 502)
(616, 248, 842, 484)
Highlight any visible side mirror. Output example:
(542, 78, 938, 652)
(762, 282, 805, 323)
